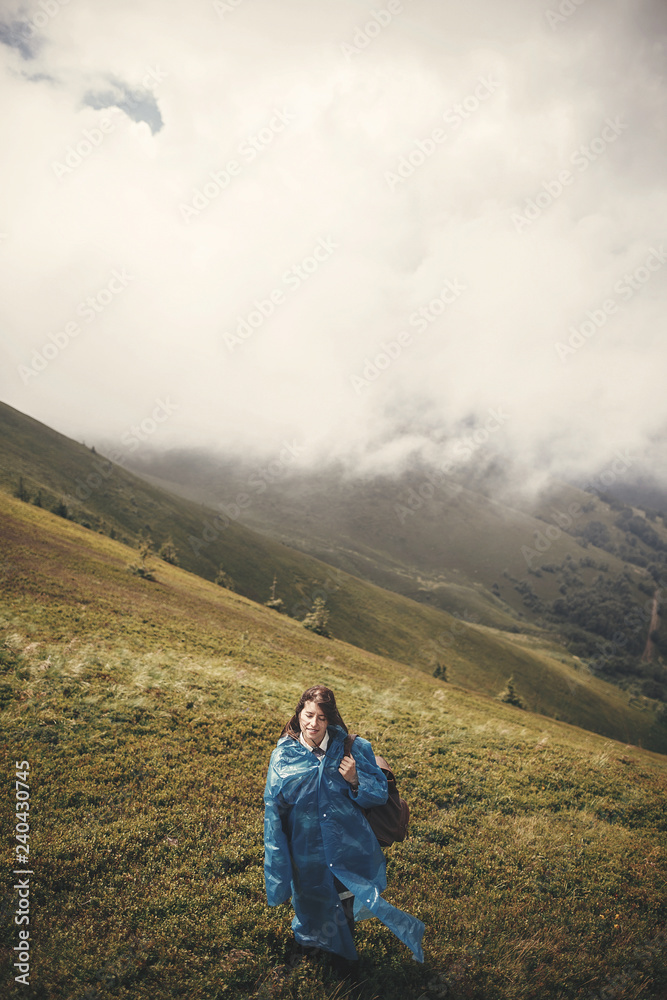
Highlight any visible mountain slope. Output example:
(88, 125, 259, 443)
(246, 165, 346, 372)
(1, 399, 665, 748)
(123, 449, 667, 697)
(0, 401, 493, 668)
(0, 478, 663, 751)
(0, 489, 666, 999)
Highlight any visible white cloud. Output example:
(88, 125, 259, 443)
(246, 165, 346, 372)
(0, 0, 665, 482)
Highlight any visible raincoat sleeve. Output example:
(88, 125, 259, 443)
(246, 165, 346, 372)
(347, 736, 389, 810)
(263, 753, 293, 906)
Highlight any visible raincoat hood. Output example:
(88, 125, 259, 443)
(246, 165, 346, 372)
(264, 724, 425, 962)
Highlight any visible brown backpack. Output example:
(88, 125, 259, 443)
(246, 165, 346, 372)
(344, 734, 410, 847)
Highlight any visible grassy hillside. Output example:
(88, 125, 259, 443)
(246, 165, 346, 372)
(119, 451, 658, 614)
(0, 401, 508, 675)
(125, 450, 667, 699)
(3, 402, 664, 749)
(0, 492, 666, 1000)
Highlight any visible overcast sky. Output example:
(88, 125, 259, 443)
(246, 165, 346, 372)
(0, 0, 665, 486)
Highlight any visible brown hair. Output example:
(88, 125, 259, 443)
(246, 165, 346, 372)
(281, 685, 348, 739)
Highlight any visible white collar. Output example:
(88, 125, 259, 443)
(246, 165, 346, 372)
(299, 728, 329, 753)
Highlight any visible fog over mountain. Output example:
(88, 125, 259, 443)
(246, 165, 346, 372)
(1, 0, 666, 490)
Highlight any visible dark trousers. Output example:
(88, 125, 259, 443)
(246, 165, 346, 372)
(333, 875, 355, 936)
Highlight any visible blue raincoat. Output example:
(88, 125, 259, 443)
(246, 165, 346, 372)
(263, 724, 425, 962)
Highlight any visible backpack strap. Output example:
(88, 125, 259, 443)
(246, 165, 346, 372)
(343, 732, 358, 756)
(373, 755, 396, 783)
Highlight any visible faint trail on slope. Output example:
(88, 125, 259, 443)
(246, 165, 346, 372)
(641, 589, 661, 663)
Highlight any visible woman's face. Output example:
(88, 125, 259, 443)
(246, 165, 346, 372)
(299, 700, 329, 746)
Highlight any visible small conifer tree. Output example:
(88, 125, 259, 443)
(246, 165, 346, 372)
(52, 498, 68, 519)
(14, 477, 30, 502)
(139, 537, 153, 566)
(265, 574, 285, 612)
(215, 566, 236, 591)
(302, 597, 332, 638)
(158, 537, 179, 565)
(498, 675, 525, 708)
(128, 536, 156, 580)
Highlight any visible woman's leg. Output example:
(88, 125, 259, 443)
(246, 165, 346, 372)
(333, 876, 355, 937)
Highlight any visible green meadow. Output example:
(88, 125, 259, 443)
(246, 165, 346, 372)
(1, 493, 666, 1000)
(1, 400, 664, 754)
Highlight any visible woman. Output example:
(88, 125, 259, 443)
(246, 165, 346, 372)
(263, 684, 425, 963)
